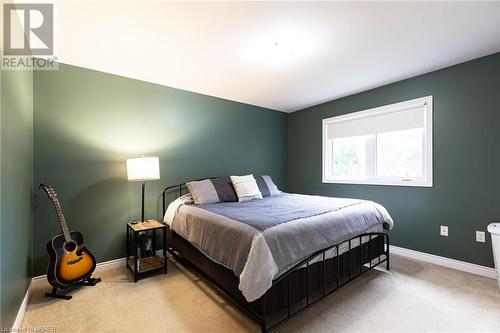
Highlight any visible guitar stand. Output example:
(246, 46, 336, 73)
(77, 277, 101, 286)
(45, 287, 73, 300)
(45, 277, 101, 300)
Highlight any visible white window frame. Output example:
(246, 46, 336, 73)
(322, 96, 433, 187)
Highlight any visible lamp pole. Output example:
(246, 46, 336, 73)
(141, 181, 145, 222)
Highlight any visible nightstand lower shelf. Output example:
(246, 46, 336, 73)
(128, 255, 165, 273)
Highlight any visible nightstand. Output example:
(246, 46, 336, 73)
(126, 219, 167, 282)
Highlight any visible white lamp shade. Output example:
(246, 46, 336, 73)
(127, 157, 160, 182)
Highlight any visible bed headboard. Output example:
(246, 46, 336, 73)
(161, 177, 218, 214)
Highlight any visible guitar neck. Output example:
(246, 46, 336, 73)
(52, 199, 71, 242)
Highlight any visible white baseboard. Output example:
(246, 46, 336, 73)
(390, 245, 497, 279)
(12, 279, 32, 331)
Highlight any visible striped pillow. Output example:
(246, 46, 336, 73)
(255, 175, 281, 197)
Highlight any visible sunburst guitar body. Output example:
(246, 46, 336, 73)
(40, 184, 97, 288)
(47, 231, 96, 287)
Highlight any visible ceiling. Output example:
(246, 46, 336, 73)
(46, 1, 500, 112)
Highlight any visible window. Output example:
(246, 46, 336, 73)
(322, 96, 432, 187)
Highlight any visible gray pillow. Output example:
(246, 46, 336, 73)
(186, 179, 220, 205)
(255, 175, 281, 197)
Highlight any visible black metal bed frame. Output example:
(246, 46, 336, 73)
(162, 180, 390, 332)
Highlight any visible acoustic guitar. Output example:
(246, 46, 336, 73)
(40, 184, 97, 288)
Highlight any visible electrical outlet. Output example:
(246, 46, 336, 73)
(476, 231, 486, 243)
(440, 226, 448, 236)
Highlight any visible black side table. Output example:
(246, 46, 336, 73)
(126, 219, 167, 282)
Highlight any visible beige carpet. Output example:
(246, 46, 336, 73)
(23, 255, 500, 333)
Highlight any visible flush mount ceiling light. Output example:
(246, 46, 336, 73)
(272, 41, 294, 57)
(239, 24, 322, 69)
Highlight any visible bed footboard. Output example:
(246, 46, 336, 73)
(260, 232, 389, 332)
(169, 229, 389, 333)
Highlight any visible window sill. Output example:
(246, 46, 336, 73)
(322, 178, 433, 188)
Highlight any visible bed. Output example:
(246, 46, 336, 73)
(162, 179, 393, 332)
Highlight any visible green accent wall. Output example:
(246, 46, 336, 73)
(288, 52, 500, 267)
(32, 63, 287, 275)
(0, 67, 33, 327)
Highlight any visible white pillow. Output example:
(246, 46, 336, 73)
(230, 175, 263, 202)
